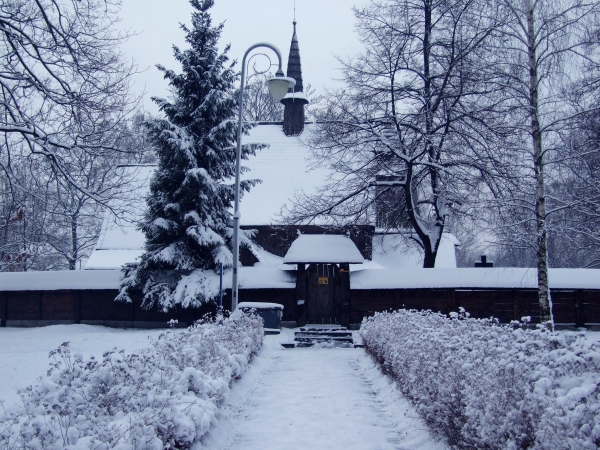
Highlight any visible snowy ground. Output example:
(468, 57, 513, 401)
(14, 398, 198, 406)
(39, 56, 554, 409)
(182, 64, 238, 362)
(2, 325, 596, 449)
(0, 325, 446, 449)
(196, 329, 447, 450)
(0, 325, 173, 405)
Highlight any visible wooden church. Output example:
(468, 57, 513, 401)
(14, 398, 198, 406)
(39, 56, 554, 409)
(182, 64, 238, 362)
(83, 22, 459, 327)
(2, 23, 599, 331)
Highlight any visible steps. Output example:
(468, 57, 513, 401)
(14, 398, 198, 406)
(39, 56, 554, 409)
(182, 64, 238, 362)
(282, 326, 359, 348)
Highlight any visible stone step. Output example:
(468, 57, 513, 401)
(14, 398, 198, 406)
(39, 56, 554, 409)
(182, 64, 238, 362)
(295, 331, 353, 338)
(294, 336, 354, 343)
(300, 327, 347, 332)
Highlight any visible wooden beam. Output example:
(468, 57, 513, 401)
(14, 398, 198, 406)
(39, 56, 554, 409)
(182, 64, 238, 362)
(447, 289, 456, 314)
(296, 263, 306, 327)
(513, 290, 520, 322)
(74, 291, 81, 324)
(0, 292, 7, 327)
(575, 290, 585, 328)
(340, 263, 350, 327)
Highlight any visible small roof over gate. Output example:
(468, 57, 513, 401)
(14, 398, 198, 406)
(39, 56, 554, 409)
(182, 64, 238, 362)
(283, 235, 364, 264)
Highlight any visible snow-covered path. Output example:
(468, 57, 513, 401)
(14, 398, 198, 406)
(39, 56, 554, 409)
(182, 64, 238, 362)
(198, 331, 447, 450)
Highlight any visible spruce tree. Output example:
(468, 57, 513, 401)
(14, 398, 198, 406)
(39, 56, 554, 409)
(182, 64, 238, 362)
(118, 0, 260, 310)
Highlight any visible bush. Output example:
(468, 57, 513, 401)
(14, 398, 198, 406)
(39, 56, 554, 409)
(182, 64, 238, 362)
(360, 309, 600, 449)
(0, 314, 263, 449)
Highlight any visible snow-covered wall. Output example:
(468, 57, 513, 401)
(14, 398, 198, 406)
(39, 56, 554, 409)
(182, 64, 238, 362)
(0, 267, 295, 291)
(350, 268, 600, 290)
(2, 267, 600, 292)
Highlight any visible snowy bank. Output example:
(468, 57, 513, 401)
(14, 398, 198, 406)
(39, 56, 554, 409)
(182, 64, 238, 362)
(361, 310, 600, 449)
(0, 314, 263, 449)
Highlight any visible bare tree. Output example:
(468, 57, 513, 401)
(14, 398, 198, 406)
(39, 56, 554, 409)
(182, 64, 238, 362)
(491, 0, 600, 326)
(0, 115, 155, 271)
(0, 0, 137, 199)
(283, 0, 512, 267)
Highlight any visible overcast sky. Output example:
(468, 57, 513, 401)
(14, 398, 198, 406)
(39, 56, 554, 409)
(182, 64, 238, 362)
(118, 0, 370, 114)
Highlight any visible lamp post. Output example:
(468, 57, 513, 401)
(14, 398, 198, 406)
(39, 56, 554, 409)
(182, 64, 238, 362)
(231, 43, 295, 312)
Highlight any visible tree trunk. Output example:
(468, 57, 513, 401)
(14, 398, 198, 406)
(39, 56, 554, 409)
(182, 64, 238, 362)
(70, 213, 78, 270)
(526, 0, 553, 328)
(423, 246, 437, 268)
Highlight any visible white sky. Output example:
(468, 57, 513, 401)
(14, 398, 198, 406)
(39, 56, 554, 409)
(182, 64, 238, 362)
(118, 0, 370, 114)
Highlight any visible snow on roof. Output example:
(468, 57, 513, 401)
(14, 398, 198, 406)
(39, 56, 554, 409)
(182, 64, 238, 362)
(0, 270, 122, 291)
(85, 165, 153, 270)
(371, 233, 459, 269)
(240, 123, 329, 225)
(94, 165, 153, 251)
(0, 266, 294, 291)
(85, 249, 144, 270)
(350, 268, 600, 290)
(85, 125, 331, 269)
(249, 245, 295, 270)
(237, 267, 296, 289)
(3, 267, 599, 292)
(283, 234, 365, 264)
(282, 92, 309, 102)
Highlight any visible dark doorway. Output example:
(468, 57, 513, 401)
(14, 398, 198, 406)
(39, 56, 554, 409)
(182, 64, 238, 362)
(304, 263, 350, 325)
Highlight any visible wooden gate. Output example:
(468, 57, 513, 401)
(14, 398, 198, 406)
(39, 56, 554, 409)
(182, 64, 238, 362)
(303, 263, 350, 325)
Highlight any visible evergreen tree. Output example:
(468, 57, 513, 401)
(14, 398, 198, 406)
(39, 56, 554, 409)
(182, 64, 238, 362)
(118, 0, 261, 310)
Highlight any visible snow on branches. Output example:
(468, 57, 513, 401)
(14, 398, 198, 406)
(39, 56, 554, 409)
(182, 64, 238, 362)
(0, 314, 263, 449)
(117, 0, 263, 310)
(361, 309, 600, 449)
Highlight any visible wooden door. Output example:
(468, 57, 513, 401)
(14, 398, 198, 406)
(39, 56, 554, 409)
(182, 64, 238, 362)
(306, 263, 344, 324)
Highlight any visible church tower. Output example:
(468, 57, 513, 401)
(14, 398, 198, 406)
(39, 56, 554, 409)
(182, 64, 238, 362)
(281, 21, 309, 136)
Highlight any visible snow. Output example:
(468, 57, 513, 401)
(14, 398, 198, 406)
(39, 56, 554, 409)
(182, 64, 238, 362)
(237, 302, 284, 310)
(0, 325, 169, 405)
(84, 125, 334, 270)
(371, 233, 459, 269)
(351, 267, 600, 290)
(237, 267, 295, 289)
(85, 249, 144, 270)
(0, 269, 122, 291)
(2, 265, 599, 292)
(195, 330, 447, 450)
(0, 267, 294, 291)
(248, 244, 295, 270)
(361, 310, 600, 448)
(240, 123, 330, 225)
(282, 91, 309, 102)
(0, 316, 263, 448)
(283, 234, 365, 264)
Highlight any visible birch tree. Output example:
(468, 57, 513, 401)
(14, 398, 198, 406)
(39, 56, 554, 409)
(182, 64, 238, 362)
(494, 0, 600, 326)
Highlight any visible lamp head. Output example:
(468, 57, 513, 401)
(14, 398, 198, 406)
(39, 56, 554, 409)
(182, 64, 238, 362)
(266, 72, 296, 101)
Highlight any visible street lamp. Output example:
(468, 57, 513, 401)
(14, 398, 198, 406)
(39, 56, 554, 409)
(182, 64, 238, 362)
(231, 43, 296, 312)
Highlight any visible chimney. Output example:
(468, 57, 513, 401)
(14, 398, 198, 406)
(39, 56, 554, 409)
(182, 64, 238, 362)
(281, 21, 309, 136)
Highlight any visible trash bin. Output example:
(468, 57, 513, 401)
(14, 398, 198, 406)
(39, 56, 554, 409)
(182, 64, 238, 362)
(237, 302, 284, 334)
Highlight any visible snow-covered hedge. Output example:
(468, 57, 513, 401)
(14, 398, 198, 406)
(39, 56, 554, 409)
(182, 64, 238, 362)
(0, 314, 263, 449)
(361, 309, 600, 449)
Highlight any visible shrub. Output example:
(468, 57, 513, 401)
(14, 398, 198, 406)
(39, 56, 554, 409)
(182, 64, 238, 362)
(0, 313, 263, 449)
(360, 309, 600, 449)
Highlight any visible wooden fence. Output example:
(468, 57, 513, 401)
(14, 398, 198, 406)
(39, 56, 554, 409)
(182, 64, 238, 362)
(1, 286, 599, 328)
(350, 288, 600, 327)
(0, 290, 213, 328)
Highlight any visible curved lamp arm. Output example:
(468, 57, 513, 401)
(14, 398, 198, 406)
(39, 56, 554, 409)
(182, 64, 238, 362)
(231, 43, 295, 312)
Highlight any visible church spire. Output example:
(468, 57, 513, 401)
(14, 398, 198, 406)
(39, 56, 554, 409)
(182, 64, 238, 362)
(281, 20, 309, 136)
